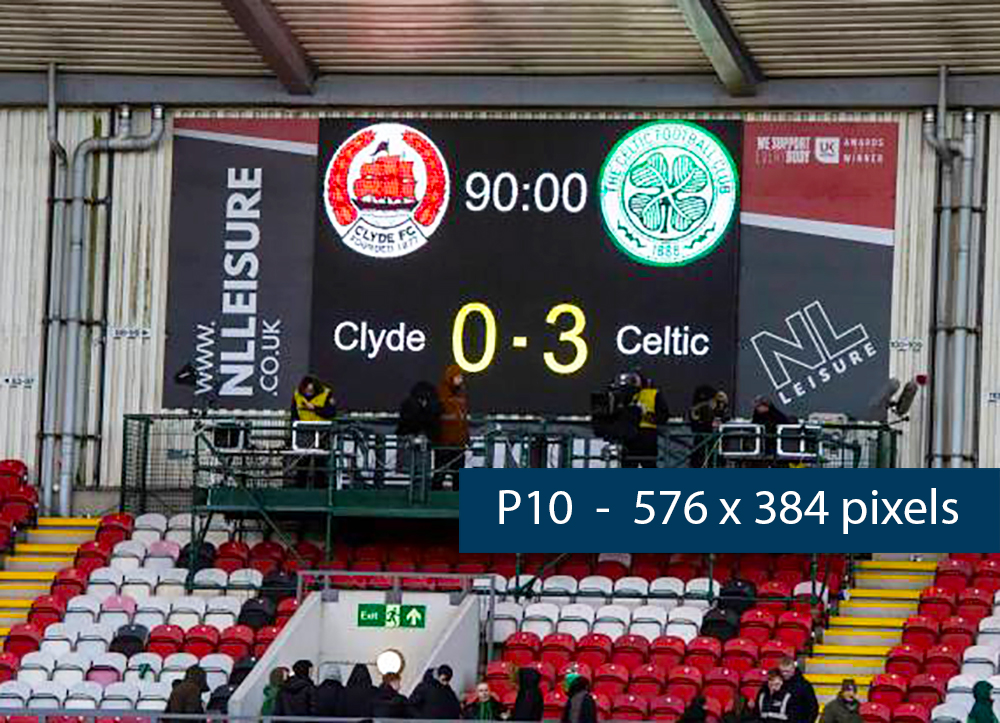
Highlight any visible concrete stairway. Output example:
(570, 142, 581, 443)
(0, 517, 99, 645)
(805, 555, 939, 706)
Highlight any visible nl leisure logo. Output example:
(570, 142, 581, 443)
(324, 123, 450, 259)
(599, 120, 738, 267)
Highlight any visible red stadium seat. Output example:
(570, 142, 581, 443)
(277, 598, 299, 626)
(906, 674, 944, 708)
(739, 669, 767, 704)
(775, 611, 812, 651)
(923, 644, 961, 679)
(973, 560, 1000, 593)
(558, 662, 593, 686)
(0, 652, 18, 682)
(593, 663, 630, 697)
(685, 636, 723, 674)
(757, 582, 791, 615)
(577, 633, 613, 669)
(148, 625, 184, 657)
(703, 667, 739, 712)
(544, 689, 568, 720)
(651, 636, 687, 673)
(893, 703, 930, 723)
(596, 556, 630, 581)
(96, 513, 134, 547)
(934, 559, 972, 592)
(902, 616, 940, 651)
(612, 635, 649, 672)
(50, 567, 88, 601)
(27, 595, 66, 630)
(885, 645, 924, 679)
(651, 694, 687, 722)
(541, 633, 577, 670)
(667, 554, 702, 582)
(628, 663, 665, 698)
(741, 568, 770, 589)
(254, 625, 281, 657)
(215, 541, 250, 573)
(957, 588, 992, 622)
(917, 588, 956, 622)
(611, 693, 648, 721)
(2, 623, 42, 659)
(869, 673, 908, 708)
(939, 616, 977, 650)
(775, 554, 806, 573)
(860, 702, 892, 723)
(219, 625, 254, 659)
(759, 641, 795, 670)
(485, 660, 517, 698)
(631, 554, 662, 581)
(0, 460, 28, 481)
(952, 554, 984, 563)
(74, 541, 112, 576)
(704, 695, 723, 723)
(739, 610, 776, 645)
(503, 631, 541, 666)
(184, 624, 220, 658)
(666, 665, 703, 705)
(722, 638, 759, 674)
(592, 693, 612, 720)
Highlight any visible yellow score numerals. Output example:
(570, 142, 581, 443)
(452, 302, 589, 375)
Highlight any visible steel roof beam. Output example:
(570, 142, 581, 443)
(220, 0, 315, 95)
(674, 0, 763, 96)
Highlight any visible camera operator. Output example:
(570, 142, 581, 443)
(622, 373, 670, 468)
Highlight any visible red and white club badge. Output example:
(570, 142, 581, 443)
(323, 123, 450, 259)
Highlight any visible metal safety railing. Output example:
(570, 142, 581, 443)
(120, 413, 901, 514)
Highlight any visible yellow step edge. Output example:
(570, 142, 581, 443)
(813, 644, 892, 657)
(29, 530, 92, 539)
(808, 673, 874, 686)
(841, 601, 917, 611)
(36, 517, 100, 528)
(13, 543, 79, 555)
(855, 573, 933, 583)
(0, 600, 33, 610)
(847, 588, 922, 601)
(0, 628, 10, 637)
(806, 658, 886, 669)
(826, 628, 902, 638)
(2, 556, 76, 564)
(0, 585, 48, 592)
(0, 571, 57, 581)
(829, 616, 907, 628)
(856, 560, 938, 573)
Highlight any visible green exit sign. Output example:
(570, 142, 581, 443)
(357, 603, 426, 629)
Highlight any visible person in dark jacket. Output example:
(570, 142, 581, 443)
(373, 672, 411, 719)
(464, 682, 505, 720)
(341, 663, 377, 718)
(412, 665, 462, 719)
(261, 667, 288, 717)
(821, 679, 862, 723)
(723, 695, 759, 723)
(510, 667, 545, 722)
(561, 673, 597, 723)
(165, 666, 208, 722)
(314, 667, 344, 718)
(751, 396, 792, 460)
(688, 385, 730, 468)
(779, 658, 818, 723)
(680, 697, 709, 723)
(968, 680, 999, 723)
(398, 381, 443, 438)
(274, 659, 316, 718)
(758, 669, 792, 723)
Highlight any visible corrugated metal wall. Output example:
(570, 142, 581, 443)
(0, 107, 959, 487)
(980, 114, 1000, 468)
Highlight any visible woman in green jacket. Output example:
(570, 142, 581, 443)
(261, 667, 289, 717)
(969, 681, 999, 723)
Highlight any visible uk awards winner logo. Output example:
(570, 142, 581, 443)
(324, 123, 450, 258)
(599, 121, 738, 267)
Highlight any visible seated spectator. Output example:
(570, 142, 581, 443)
(464, 681, 505, 720)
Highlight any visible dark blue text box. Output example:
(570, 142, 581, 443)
(458, 469, 1000, 552)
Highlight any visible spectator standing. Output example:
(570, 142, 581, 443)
(434, 365, 469, 490)
(373, 672, 412, 718)
(679, 696, 709, 723)
(561, 673, 597, 723)
(261, 667, 288, 717)
(510, 668, 545, 722)
(165, 666, 208, 722)
(413, 664, 462, 719)
(315, 667, 345, 718)
(274, 659, 316, 718)
(779, 658, 818, 723)
(340, 663, 377, 718)
(821, 680, 862, 723)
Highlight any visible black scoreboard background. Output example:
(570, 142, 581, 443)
(311, 119, 742, 415)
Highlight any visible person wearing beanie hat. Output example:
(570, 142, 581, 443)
(315, 666, 345, 718)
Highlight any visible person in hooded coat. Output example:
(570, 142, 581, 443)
(751, 397, 792, 462)
(510, 667, 545, 722)
(165, 666, 209, 723)
(411, 665, 462, 719)
(274, 659, 316, 718)
(433, 365, 469, 490)
(409, 669, 438, 718)
(561, 673, 597, 723)
(315, 667, 345, 718)
(969, 681, 998, 723)
(821, 680, 862, 723)
(261, 667, 288, 717)
(373, 672, 412, 719)
(340, 663, 377, 718)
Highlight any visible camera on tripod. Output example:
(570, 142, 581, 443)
(591, 371, 643, 442)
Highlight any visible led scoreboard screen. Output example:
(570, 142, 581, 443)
(311, 118, 742, 414)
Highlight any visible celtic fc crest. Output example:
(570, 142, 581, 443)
(599, 121, 738, 267)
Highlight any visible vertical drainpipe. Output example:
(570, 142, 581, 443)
(57, 105, 165, 516)
(41, 63, 67, 515)
(922, 66, 959, 468)
(948, 109, 977, 468)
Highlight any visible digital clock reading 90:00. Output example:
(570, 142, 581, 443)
(464, 172, 588, 214)
(452, 302, 590, 375)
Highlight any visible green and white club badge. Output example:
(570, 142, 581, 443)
(599, 121, 739, 267)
